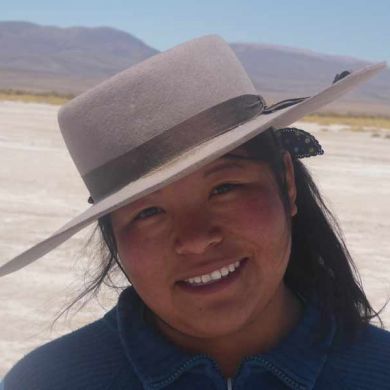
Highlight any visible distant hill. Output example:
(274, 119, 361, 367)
(0, 21, 158, 94)
(231, 42, 390, 116)
(0, 21, 389, 116)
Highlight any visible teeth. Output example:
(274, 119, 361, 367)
(184, 259, 244, 286)
(211, 270, 222, 280)
(221, 267, 229, 277)
(201, 274, 211, 283)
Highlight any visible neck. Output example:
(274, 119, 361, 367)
(153, 284, 303, 378)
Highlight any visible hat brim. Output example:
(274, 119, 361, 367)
(0, 61, 386, 277)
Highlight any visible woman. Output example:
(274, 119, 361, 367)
(2, 35, 389, 389)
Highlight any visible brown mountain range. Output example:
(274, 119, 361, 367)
(0, 21, 389, 116)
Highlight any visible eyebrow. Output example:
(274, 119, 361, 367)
(203, 159, 246, 177)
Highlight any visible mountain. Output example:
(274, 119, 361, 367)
(0, 21, 158, 76)
(0, 21, 389, 116)
(231, 42, 390, 116)
(0, 21, 158, 94)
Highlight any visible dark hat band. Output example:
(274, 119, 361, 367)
(85, 94, 307, 203)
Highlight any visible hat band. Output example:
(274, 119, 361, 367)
(84, 94, 306, 202)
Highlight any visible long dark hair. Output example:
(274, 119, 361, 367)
(58, 128, 384, 339)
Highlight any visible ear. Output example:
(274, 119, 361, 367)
(283, 152, 298, 217)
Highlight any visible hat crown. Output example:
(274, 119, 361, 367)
(58, 35, 257, 177)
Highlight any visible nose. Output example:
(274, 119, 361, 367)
(174, 210, 223, 255)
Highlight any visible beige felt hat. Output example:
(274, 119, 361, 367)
(0, 34, 386, 277)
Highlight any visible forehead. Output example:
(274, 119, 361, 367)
(202, 146, 255, 172)
(164, 146, 255, 187)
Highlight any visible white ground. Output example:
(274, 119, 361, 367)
(0, 101, 389, 377)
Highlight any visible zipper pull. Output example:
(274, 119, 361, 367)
(226, 377, 232, 390)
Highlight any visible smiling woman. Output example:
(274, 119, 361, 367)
(2, 35, 390, 389)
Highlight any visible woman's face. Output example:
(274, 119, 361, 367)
(111, 149, 297, 338)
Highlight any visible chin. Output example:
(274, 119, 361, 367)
(177, 307, 254, 339)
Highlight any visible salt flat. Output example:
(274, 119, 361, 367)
(0, 101, 389, 377)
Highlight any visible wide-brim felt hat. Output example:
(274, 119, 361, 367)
(0, 34, 386, 277)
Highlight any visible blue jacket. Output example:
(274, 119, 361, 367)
(3, 287, 390, 389)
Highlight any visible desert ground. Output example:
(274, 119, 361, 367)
(0, 101, 389, 377)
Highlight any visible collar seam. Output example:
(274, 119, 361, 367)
(146, 355, 211, 389)
(247, 357, 313, 390)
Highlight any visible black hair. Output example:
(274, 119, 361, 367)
(234, 129, 384, 340)
(57, 128, 384, 340)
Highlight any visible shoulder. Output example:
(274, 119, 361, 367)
(321, 324, 390, 389)
(330, 323, 390, 366)
(3, 309, 138, 390)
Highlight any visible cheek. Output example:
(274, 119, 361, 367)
(116, 231, 169, 289)
(223, 187, 286, 237)
(222, 187, 291, 271)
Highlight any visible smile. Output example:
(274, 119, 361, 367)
(183, 259, 245, 286)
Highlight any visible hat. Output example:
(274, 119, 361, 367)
(0, 34, 386, 277)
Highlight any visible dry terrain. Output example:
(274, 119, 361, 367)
(0, 101, 389, 377)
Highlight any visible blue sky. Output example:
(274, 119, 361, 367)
(2, 0, 390, 63)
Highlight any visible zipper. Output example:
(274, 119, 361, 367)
(226, 377, 233, 390)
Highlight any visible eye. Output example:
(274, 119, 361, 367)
(133, 207, 164, 221)
(211, 183, 241, 196)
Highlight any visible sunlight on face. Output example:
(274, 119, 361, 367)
(110, 149, 297, 339)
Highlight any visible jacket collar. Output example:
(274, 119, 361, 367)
(244, 298, 336, 389)
(107, 287, 335, 389)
